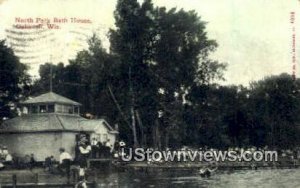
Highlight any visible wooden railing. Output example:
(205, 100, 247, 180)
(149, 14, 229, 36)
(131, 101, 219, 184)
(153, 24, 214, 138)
(0, 173, 97, 188)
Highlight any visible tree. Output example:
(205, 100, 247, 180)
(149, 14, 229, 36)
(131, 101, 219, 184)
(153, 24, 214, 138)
(29, 1, 300, 149)
(249, 73, 300, 148)
(32, 35, 119, 119)
(110, 0, 226, 148)
(0, 40, 30, 121)
(110, 0, 157, 147)
(152, 7, 226, 148)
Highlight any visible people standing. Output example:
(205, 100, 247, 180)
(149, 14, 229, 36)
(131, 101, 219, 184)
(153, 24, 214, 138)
(5, 153, 13, 166)
(91, 138, 99, 158)
(114, 141, 120, 153)
(44, 156, 55, 173)
(2, 146, 8, 156)
(106, 139, 112, 152)
(58, 148, 72, 181)
(77, 141, 91, 182)
(44, 156, 51, 172)
(103, 139, 112, 158)
(0, 146, 3, 160)
(108, 139, 114, 158)
(78, 141, 91, 167)
(29, 154, 36, 170)
(98, 141, 104, 158)
(102, 141, 108, 158)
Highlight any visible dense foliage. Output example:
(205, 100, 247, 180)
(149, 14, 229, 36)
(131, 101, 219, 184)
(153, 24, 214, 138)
(0, 40, 30, 121)
(3, 0, 299, 149)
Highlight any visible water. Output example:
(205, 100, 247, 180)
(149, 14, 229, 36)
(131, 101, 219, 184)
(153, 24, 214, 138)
(92, 168, 300, 188)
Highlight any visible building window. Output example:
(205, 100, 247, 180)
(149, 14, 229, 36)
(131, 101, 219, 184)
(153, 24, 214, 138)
(22, 107, 28, 114)
(62, 105, 73, 114)
(56, 104, 63, 113)
(32, 105, 38, 113)
(74, 106, 79, 114)
(68, 106, 73, 114)
(48, 104, 54, 113)
(39, 105, 47, 113)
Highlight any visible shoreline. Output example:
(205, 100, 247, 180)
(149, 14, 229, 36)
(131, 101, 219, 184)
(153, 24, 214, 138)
(112, 159, 300, 170)
(0, 160, 299, 176)
(0, 164, 298, 187)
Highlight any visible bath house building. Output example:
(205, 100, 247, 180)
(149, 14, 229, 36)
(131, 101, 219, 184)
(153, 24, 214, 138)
(0, 92, 118, 161)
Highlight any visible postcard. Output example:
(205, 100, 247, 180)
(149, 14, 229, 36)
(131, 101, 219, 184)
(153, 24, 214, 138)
(0, 0, 299, 187)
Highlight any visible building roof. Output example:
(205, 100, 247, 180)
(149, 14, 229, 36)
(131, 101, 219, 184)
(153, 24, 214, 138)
(0, 114, 118, 134)
(21, 92, 81, 106)
(0, 114, 80, 132)
(79, 119, 119, 134)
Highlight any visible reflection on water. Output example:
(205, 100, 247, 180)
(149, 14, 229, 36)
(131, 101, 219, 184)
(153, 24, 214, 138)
(92, 168, 300, 188)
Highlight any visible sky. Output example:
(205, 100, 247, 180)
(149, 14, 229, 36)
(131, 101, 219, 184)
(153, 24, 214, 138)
(0, 0, 300, 86)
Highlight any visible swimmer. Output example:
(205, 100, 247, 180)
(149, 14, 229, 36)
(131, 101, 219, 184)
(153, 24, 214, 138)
(199, 162, 218, 177)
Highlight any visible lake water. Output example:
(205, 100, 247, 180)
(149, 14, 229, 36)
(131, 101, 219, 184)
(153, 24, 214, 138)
(92, 168, 300, 188)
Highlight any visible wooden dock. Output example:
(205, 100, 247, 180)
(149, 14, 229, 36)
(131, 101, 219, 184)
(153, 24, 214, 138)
(0, 182, 96, 188)
(87, 158, 112, 168)
(0, 173, 97, 188)
(0, 158, 114, 187)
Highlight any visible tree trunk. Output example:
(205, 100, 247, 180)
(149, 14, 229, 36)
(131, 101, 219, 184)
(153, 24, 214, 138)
(135, 110, 145, 147)
(129, 67, 139, 148)
(153, 119, 161, 150)
(165, 131, 169, 149)
(107, 85, 132, 129)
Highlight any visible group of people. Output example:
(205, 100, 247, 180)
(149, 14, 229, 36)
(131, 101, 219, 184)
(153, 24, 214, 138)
(90, 137, 113, 159)
(0, 145, 13, 169)
(0, 137, 125, 186)
(56, 135, 115, 184)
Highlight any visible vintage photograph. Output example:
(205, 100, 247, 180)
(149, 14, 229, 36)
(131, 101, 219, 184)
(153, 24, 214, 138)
(0, 0, 300, 187)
